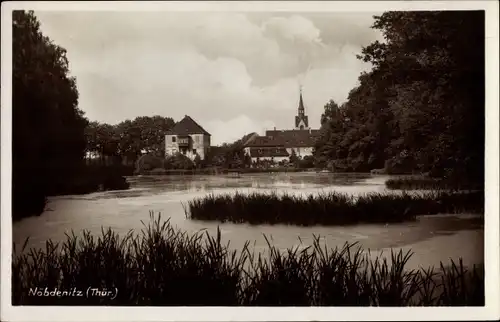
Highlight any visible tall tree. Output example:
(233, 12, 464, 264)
(131, 115, 175, 156)
(315, 11, 484, 183)
(13, 10, 88, 219)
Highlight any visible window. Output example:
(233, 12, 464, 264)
(193, 149, 197, 154)
(172, 136, 176, 142)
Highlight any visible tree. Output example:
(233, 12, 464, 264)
(243, 153, 252, 168)
(289, 149, 300, 167)
(194, 154, 202, 169)
(12, 11, 88, 219)
(84, 115, 175, 166)
(314, 11, 484, 184)
(129, 115, 175, 156)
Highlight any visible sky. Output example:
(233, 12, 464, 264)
(36, 11, 383, 145)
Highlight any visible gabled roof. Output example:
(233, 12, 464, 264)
(246, 135, 286, 147)
(266, 129, 321, 137)
(245, 129, 320, 148)
(166, 115, 210, 136)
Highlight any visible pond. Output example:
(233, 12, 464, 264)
(13, 172, 483, 270)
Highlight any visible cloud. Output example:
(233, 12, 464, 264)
(204, 115, 276, 146)
(263, 15, 322, 44)
(35, 11, 381, 144)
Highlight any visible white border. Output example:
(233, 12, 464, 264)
(1, 1, 499, 321)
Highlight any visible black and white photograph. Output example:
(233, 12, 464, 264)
(1, 1, 499, 321)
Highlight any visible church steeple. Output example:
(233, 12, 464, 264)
(298, 88, 305, 115)
(295, 86, 309, 130)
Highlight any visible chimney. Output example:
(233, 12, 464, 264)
(274, 127, 276, 131)
(309, 128, 311, 134)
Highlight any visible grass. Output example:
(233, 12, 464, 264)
(385, 177, 484, 191)
(184, 191, 484, 226)
(12, 214, 484, 306)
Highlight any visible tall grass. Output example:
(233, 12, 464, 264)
(185, 191, 484, 226)
(12, 214, 484, 306)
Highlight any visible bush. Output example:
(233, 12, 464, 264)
(12, 214, 484, 306)
(164, 153, 195, 170)
(299, 155, 315, 169)
(185, 191, 484, 226)
(135, 154, 165, 174)
(56, 165, 130, 195)
(150, 168, 167, 175)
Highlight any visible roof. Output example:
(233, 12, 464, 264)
(246, 135, 286, 147)
(246, 129, 320, 148)
(166, 115, 210, 136)
(298, 91, 305, 111)
(248, 147, 290, 158)
(266, 129, 321, 137)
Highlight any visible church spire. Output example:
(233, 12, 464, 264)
(298, 86, 305, 113)
(295, 86, 310, 130)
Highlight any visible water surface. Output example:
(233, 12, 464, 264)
(13, 172, 483, 270)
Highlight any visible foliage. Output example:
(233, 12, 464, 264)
(186, 191, 483, 226)
(85, 115, 175, 164)
(52, 165, 131, 194)
(206, 136, 252, 168)
(314, 11, 484, 187)
(150, 168, 167, 175)
(12, 11, 88, 220)
(164, 152, 195, 170)
(12, 215, 484, 306)
(193, 154, 202, 168)
(289, 150, 300, 166)
(298, 155, 315, 169)
(135, 154, 165, 174)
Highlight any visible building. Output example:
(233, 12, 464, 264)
(244, 89, 320, 164)
(295, 89, 310, 130)
(165, 115, 211, 160)
(244, 136, 290, 163)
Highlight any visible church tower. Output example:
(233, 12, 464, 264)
(294, 87, 310, 130)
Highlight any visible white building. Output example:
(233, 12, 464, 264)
(243, 90, 320, 164)
(164, 115, 211, 160)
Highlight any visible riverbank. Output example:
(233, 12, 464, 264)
(137, 167, 319, 176)
(12, 215, 483, 306)
(385, 177, 484, 191)
(185, 191, 484, 226)
(13, 164, 131, 222)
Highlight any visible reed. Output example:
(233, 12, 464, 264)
(185, 191, 483, 226)
(12, 214, 484, 306)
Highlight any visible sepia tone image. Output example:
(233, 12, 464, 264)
(9, 7, 485, 308)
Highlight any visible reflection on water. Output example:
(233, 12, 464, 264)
(13, 173, 483, 270)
